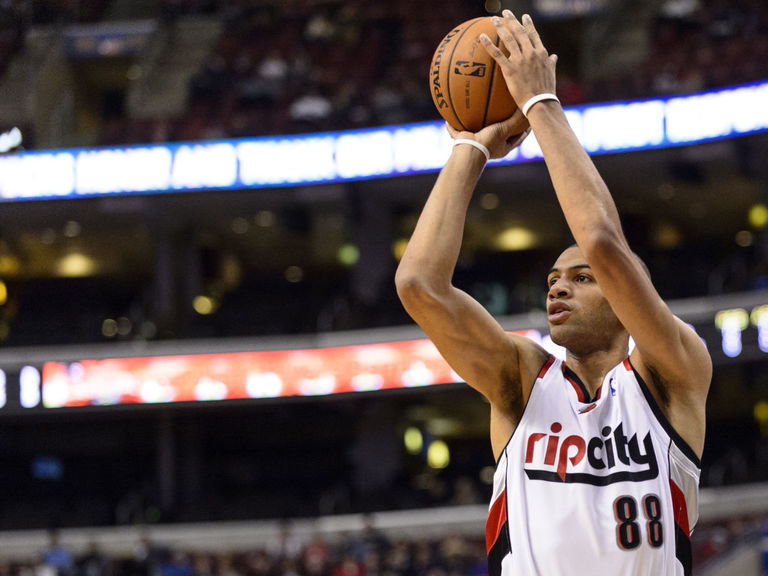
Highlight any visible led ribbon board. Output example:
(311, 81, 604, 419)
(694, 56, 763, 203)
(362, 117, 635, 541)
(15, 298, 768, 410)
(1, 81, 766, 201)
(39, 332, 540, 407)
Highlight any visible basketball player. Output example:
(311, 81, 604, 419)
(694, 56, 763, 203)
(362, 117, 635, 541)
(395, 10, 710, 576)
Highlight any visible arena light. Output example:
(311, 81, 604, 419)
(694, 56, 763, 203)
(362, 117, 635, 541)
(427, 440, 450, 469)
(20, 365, 41, 408)
(755, 401, 768, 436)
(750, 305, 768, 353)
(336, 244, 360, 266)
(0, 127, 22, 153)
(404, 427, 423, 455)
(392, 238, 409, 261)
(714, 308, 749, 358)
(55, 252, 97, 277)
(0, 81, 765, 202)
(495, 226, 537, 251)
(748, 203, 768, 229)
(192, 295, 218, 315)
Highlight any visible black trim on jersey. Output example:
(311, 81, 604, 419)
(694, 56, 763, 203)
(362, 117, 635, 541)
(674, 522, 693, 576)
(525, 467, 658, 485)
(487, 521, 511, 576)
(493, 354, 554, 466)
(563, 364, 602, 403)
(563, 364, 589, 401)
(627, 359, 702, 467)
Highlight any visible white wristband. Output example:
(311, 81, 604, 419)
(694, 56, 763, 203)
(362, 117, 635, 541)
(521, 93, 560, 117)
(453, 138, 490, 161)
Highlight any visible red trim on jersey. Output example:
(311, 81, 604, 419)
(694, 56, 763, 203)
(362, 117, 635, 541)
(537, 355, 556, 379)
(623, 358, 632, 371)
(485, 489, 508, 554)
(563, 366, 587, 403)
(578, 403, 597, 414)
(669, 479, 691, 536)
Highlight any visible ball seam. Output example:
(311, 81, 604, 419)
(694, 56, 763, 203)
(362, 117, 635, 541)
(446, 18, 486, 132)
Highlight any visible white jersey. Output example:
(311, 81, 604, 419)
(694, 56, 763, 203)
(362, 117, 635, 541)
(486, 356, 701, 576)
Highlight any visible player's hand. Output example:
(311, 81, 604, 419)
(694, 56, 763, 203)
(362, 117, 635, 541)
(480, 11, 557, 109)
(447, 108, 531, 159)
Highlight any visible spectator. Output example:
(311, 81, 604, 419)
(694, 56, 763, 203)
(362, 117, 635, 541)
(288, 86, 333, 132)
(331, 555, 363, 576)
(41, 530, 74, 576)
(76, 542, 111, 576)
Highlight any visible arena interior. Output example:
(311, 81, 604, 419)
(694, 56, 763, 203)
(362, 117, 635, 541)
(0, 0, 766, 575)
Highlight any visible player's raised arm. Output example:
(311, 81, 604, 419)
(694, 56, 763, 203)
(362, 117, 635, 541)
(395, 112, 546, 418)
(481, 11, 711, 453)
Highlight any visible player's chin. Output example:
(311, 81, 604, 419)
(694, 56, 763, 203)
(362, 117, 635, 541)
(547, 325, 572, 347)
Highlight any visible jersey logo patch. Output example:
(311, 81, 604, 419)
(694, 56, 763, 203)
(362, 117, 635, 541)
(524, 421, 659, 484)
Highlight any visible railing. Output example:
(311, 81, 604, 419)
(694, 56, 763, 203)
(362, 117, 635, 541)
(1, 482, 766, 561)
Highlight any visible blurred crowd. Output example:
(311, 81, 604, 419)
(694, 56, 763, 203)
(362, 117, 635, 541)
(2, 528, 490, 576)
(591, 0, 768, 102)
(1, 513, 766, 576)
(3, 0, 764, 146)
(110, 0, 768, 146)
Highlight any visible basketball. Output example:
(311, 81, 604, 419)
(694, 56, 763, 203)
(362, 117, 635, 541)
(429, 17, 517, 132)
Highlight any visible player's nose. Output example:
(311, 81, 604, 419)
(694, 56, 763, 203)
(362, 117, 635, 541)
(548, 278, 571, 299)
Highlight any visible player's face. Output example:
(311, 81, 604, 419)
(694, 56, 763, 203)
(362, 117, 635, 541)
(545, 246, 625, 353)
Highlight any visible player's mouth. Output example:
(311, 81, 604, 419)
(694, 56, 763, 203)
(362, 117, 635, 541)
(547, 302, 572, 324)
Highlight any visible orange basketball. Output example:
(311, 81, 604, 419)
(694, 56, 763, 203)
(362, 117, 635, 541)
(428, 17, 517, 132)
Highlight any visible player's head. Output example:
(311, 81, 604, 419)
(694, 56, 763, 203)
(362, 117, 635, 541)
(545, 244, 634, 355)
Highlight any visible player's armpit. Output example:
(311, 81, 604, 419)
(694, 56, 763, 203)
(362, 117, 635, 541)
(631, 316, 712, 405)
(629, 322, 710, 458)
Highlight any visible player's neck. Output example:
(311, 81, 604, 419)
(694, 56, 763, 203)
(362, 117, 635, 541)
(564, 346, 628, 397)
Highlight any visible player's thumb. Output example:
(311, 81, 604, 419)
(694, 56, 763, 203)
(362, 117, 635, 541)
(550, 54, 558, 65)
(501, 109, 528, 135)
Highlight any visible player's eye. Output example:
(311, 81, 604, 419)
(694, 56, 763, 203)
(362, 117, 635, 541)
(575, 274, 590, 282)
(548, 277, 559, 287)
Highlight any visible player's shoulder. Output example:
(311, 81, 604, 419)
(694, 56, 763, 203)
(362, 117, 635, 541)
(503, 331, 551, 385)
(629, 315, 711, 392)
(504, 330, 549, 360)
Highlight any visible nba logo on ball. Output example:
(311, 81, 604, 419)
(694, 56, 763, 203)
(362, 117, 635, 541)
(454, 61, 487, 77)
(428, 16, 518, 131)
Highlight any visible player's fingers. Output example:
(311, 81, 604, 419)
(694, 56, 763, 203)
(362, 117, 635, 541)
(508, 127, 531, 149)
(490, 15, 522, 58)
(521, 14, 545, 52)
(479, 32, 516, 71)
(497, 108, 528, 136)
(501, 9, 532, 52)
